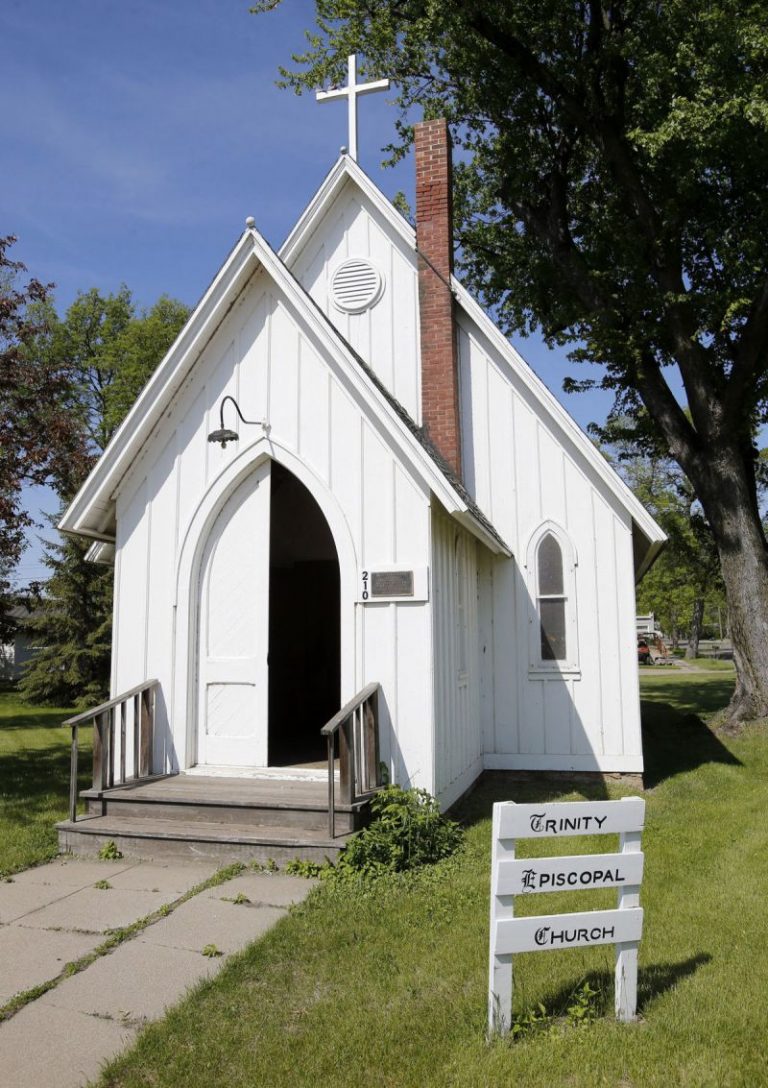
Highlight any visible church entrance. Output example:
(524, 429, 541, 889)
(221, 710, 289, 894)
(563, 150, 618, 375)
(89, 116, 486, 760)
(268, 462, 340, 767)
(195, 459, 340, 772)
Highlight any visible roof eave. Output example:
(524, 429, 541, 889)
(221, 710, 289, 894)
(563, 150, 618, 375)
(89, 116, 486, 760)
(279, 154, 414, 268)
(59, 231, 259, 538)
(451, 276, 667, 549)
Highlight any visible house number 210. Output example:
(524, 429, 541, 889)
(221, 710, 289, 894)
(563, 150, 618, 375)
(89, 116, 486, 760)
(361, 571, 369, 600)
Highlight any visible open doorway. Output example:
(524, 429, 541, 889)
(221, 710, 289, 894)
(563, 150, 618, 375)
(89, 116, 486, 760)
(268, 462, 340, 767)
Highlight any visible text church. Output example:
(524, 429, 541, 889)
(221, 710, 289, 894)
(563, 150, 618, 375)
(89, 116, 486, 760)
(57, 62, 665, 860)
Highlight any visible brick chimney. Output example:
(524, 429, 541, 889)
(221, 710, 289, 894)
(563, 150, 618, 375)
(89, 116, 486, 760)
(415, 118, 462, 477)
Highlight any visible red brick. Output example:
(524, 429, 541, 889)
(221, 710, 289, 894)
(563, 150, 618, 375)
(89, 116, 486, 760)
(415, 119, 461, 478)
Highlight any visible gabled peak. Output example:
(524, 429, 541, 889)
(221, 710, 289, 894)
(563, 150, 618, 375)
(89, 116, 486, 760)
(279, 153, 414, 270)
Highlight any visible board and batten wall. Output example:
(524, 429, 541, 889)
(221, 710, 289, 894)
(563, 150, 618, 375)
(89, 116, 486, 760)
(111, 268, 436, 789)
(289, 177, 421, 425)
(431, 506, 486, 808)
(457, 309, 643, 774)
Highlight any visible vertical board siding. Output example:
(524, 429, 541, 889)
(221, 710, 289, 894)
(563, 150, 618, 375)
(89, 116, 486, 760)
(111, 274, 435, 786)
(361, 422, 396, 566)
(145, 432, 178, 772)
(267, 299, 300, 451)
(432, 507, 483, 806)
(114, 480, 149, 700)
(290, 179, 421, 423)
(457, 310, 644, 772)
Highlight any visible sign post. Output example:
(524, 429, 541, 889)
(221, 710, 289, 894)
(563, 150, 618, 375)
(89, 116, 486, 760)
(488, 797, 645, 1035)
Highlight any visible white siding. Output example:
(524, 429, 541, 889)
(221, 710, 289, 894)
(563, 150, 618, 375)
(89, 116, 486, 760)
(111, 271, 435, 785)
(432, 506, 483, 807)
(458, 311, 643, 773)
(289, 178, 421, 423)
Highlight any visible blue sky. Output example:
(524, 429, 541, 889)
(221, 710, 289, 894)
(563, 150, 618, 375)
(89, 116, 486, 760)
(5, 0, 614, 584)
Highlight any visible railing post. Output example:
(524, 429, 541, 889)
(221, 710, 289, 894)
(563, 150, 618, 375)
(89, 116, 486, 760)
(327, 732, 336, 839)
(339, 714, 353, 805)
(93, 712, 109, 792)
(363, 690, 379, 791)
(133, 693, 140, 779)
(139, 686, 153, 778)
(69, 724, 79, 823)
(119, 700, 127, 785)
(107, 707, 115, 789)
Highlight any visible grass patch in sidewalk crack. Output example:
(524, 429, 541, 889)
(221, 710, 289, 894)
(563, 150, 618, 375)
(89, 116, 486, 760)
(0, 861, 246, 1024)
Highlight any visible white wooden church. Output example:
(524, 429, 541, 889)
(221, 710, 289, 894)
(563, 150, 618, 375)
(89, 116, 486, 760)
(58, 79, 664, 859)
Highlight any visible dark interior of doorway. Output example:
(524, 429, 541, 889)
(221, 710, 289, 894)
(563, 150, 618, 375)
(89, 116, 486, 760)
(268, 462, 340, 767)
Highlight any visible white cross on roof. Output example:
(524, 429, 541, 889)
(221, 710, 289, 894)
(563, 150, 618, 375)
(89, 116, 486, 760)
(316, 54, 390, 162)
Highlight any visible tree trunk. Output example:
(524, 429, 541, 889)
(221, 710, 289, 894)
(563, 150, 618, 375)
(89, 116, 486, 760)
(685, 598, 704, 660)
(688, 443, 768, 721)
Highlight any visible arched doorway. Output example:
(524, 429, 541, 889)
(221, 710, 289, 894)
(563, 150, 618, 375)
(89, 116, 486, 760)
(268, 461, 340, 766)
(195, 458, 340, 770)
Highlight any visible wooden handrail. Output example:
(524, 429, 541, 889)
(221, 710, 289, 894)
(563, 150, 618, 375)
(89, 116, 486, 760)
(321, 682, 380, 736)
(62, 679, 159, 728)
(322, 682, 382, 838)
(65, 679, 159, 824)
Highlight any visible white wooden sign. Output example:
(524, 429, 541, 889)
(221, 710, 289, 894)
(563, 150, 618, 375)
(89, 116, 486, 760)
(495, 907, 643, 954)
(488, 797, 645, 1036)
(497, 852, 644, 895)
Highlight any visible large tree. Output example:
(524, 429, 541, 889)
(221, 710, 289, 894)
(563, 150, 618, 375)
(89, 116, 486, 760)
(600, 421, 726, 653)
(17, 288, 189, 706)
(0, 237, 71, 644)
(255, 0, 768, 720)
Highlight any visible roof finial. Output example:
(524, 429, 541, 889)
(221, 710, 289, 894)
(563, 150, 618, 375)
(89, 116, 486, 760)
(316, 54, 390, 162)
(245, 216, 255, 229)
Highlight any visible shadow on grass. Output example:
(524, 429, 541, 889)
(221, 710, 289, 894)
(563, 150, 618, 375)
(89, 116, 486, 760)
(454, 773, 610, 828)
(0, 742, 92, 825)
(640, 675, 735, 717)
(538, 952, 712, 1020)
(0, 713, 72, 731)
(641, 700, 740, 789)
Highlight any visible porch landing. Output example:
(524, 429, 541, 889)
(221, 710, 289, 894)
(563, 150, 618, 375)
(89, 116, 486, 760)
(57, 773, 369, 865)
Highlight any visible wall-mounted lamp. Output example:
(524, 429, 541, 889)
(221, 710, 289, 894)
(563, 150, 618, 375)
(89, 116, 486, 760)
(207, 395, 267, 448)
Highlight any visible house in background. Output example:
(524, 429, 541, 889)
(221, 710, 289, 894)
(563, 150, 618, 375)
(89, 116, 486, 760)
(0, 604, 36, 683)
(56, 118, 664, 861)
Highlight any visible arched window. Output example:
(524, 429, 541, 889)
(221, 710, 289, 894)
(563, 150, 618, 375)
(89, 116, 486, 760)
(537, 533, 566, 661)
(527, 523, 579, 675)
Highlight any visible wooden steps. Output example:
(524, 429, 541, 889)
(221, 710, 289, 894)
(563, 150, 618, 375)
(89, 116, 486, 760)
(57, 773, 369, 864)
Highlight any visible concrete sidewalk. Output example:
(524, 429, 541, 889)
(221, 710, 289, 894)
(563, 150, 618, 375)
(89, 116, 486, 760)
(0, 857, 315, 1088)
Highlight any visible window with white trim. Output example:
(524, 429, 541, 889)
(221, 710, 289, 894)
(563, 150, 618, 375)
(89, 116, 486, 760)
(527, 523, 579, 675)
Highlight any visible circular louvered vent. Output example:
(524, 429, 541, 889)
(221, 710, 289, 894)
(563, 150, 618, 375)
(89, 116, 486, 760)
(330, 258, 384, 314)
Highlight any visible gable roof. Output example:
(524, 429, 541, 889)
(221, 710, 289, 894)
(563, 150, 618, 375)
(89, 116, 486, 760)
(281, 154, 666, 579)
(59, 220, 511, 558)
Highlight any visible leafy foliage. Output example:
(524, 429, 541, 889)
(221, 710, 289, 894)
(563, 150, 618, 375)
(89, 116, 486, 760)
(15, 288, 188, 706)
(18, 532, 113, 708)
(338, 785, 463, 874)
(98, 840, 123, 861)
(599, 416, 725, 646)
(0, 238, 59, 642)
(255, 0, 768, 718)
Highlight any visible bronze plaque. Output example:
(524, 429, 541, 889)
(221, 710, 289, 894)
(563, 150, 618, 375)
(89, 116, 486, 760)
(370, 570, 414, 598)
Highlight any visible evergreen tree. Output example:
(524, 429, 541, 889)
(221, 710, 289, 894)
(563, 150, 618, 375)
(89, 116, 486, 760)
(19, 531, 112, 709)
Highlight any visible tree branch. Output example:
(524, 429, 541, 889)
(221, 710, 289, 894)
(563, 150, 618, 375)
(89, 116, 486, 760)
(725, 272, 768, 422)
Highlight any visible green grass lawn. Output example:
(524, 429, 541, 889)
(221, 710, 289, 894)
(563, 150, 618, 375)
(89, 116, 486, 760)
(0, 692, 88, 876)
(94, 671, 768, 1088)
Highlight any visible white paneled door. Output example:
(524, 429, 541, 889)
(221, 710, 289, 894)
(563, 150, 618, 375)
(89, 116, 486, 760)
(197, 462, 271, 767)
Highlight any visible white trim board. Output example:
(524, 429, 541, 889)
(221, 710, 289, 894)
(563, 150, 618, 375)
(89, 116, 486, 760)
(483, 753, 644, 774)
